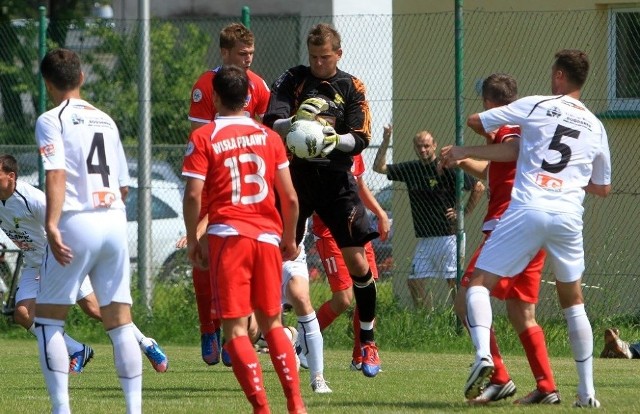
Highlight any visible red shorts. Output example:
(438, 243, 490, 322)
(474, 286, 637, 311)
(461, 234, 546, 303)
(208, 235, 283, 319)
(315, 236, 378, 293)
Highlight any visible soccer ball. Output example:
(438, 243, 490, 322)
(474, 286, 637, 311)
(286, 120, 325, 158)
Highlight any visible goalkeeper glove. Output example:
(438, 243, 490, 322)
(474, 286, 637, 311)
(321, 126, 340, 157)
(295, 97, 328, 122)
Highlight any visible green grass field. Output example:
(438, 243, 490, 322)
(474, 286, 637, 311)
(1, 338, 639, 413)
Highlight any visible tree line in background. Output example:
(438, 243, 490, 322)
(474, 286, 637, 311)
(1, 1, 208, 147)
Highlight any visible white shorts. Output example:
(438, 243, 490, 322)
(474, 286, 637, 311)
(281, 247, 309, 304)
(477, 208, 584, 283)
(16, 268, 94, 303)
(409, 235, 457, 280)
(37, 209, 132, 307)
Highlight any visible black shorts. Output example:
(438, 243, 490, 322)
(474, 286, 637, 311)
(292, 164, 378, 248)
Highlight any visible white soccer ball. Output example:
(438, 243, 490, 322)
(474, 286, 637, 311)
(286, 119, 325, 158)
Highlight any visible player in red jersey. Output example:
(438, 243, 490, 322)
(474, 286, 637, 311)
(311, 154, 390, 370)
(183, 65, 305, 414)
(445, 73, 558, 404)
(186, 22, 271, 365)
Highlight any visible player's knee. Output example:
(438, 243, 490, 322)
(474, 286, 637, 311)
(351, 272, 374, 289)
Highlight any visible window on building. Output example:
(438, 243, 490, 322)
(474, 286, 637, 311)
(609, 8, 640, 111)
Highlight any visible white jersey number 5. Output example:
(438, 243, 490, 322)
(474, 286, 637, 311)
(541, 125, 580, 173)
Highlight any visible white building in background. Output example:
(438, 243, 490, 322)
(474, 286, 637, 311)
(111, 0, 393, 190)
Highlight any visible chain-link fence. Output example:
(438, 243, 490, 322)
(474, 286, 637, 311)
(0, 8, 639, 324)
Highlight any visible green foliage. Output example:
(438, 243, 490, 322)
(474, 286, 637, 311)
(83, 20, 209, 145)
(0, 18, 40, 145)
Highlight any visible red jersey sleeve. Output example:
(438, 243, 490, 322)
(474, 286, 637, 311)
(188, 71, 216, 124)
(182, 126, 213, 180)
(248, 71, 270, 118)
(351, 154, 365, 178)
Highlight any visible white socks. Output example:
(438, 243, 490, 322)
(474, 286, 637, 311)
(564, 303, 594, 399)
(34, 317, 70, 414)
(107, 323, 143, 414)
(297, 312, 324, 380)
(466, 286, 493, 360)
(29, 322, 85, 355)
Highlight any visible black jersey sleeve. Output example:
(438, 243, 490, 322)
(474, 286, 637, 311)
(263, 67, 303, 129)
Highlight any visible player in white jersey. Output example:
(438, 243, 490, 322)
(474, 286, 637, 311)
(34, 48, 142, 414)
(0, 154, 168, 375)
(281, 221, 331, 393)
(442, 49, 611, 408)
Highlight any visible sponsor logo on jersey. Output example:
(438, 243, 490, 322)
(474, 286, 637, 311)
(92, 191, 116, 208)
(13, 217, 20, 228)
(71, 114, 84, 125)
(546, 106, 562, 118)
(185, 141, 195, 156)
(536, 173, 563, 191)
(39, 144, 55, 157)
(192, 88, 203, 103)
(561, 99, 585, 111)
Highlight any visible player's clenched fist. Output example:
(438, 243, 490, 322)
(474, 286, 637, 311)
(295, 97, 328, 122)
(440, 144, 466, 168)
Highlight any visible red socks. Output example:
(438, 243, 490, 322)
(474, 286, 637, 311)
(520, 325, 557, 392)
(224, 336, 270, 413)
(316, 301, 339, 331)
(264, 328, 306, 414)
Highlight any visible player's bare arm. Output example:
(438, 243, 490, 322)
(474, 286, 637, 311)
(441, 140, 519, 166)
(584, 181, 611, 198)
(455, 157, 489, 180)
(466, 113, 485, 136)
(44, 169, 73, 266)
(274, 167, 299, 261)
(373, 124, 392, 175)
(119, 186, 129, 202)
(465, 180, 485, 215)
(183, 177, 206, 268)
(357, 176, 390, 241)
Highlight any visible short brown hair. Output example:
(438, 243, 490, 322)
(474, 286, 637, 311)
(219, 23, 254, 49)
(0, 154, 18, 177)
(307, 23, 341, 50)
(40, 48, 82, 91)
(554, 49, 589, 88)
(482, 73, 518, 105)
(213, 65, 248, 111)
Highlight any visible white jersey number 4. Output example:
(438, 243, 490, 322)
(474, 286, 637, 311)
(86, 132, 111, 187)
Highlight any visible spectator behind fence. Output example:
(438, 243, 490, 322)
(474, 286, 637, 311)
(441, 49, 611, 408)
(186, 22, 271, 366)
(373, 125, 484, 309)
